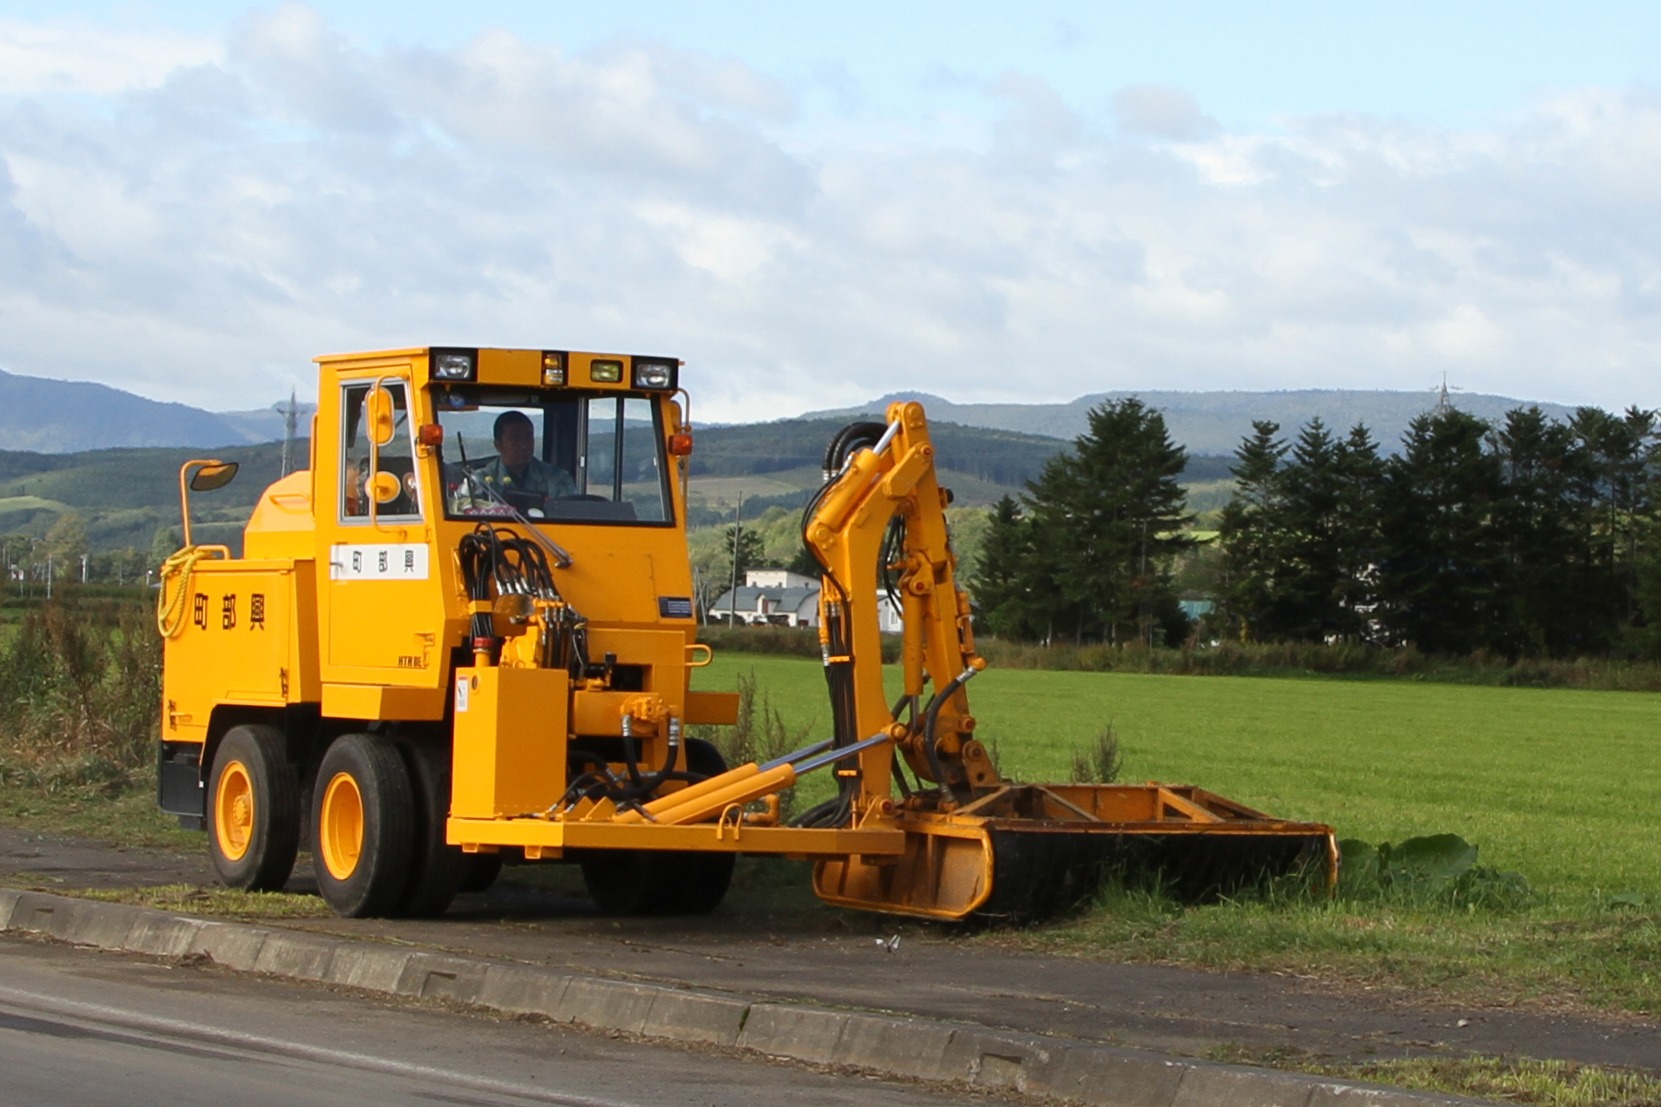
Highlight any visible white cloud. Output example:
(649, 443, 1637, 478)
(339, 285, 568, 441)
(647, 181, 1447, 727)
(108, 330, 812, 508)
(0, 17, 221, 95)
(2, 8, 1660, 423)
(1112, 84, 1218, 141)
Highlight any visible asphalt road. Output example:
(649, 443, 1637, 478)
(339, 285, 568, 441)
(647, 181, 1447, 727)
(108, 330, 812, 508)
(6, 826, 1655, 1075)
(0, 934, 1014, 1107)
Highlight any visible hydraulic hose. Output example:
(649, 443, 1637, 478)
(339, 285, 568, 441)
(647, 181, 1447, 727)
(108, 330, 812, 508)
(920, 666, 979, 796)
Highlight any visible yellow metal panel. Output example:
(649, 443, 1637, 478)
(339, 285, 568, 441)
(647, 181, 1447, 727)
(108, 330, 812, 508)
(243, 471, 317, 562)
(320, 682, 446, 720)
(450, 666, 569, 820)
(444, 817, 904, 857)
(685, 691, 739, 726)
(572, 689, 637, 735)
(161, 560, 307, 737)
(583, 627, 687, 676)
(813, 820, 996, 920)
(475, 348, 541, 387)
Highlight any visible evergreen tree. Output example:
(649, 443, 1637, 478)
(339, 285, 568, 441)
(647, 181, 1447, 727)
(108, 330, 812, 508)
(1489, 407, 1578, 656)
(1559, 406, 1655, 652)
(1627, 427, 1661, 659)
(1022, 399, 1194, 646)
(1377, 409, 1502, 654)
(1330, 424, 1385, 642)
(1280, 418, 1345, 641)
(1217, 421, 1290, 641)
(971, 495, 1037, 638)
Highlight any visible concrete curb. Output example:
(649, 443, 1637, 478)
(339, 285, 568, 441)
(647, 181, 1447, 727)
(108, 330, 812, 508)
(0, 889, 1489, 1107)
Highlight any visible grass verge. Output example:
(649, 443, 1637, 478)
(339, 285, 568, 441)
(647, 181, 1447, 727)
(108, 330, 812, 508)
(0, 768, 196, 850)
(69, 882, 331, 919)
(1210, 1046, 1661, 1107)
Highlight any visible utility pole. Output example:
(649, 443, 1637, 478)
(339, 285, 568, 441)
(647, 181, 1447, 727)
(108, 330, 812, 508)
(276, 388, 300, 477)
(728, 492, 743, 627)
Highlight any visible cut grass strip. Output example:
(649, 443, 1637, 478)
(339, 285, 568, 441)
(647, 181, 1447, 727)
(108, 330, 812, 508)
(1211, 1046, 1661, 1107)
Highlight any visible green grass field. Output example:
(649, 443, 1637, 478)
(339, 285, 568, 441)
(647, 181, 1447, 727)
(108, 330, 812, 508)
(694, 653, 1661, 904)
(691, 652, 1661, 1020)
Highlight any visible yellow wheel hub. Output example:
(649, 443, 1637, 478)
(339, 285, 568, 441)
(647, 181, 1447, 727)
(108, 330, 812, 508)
(319, 772, 364, 881)
(214, 761, 254, 862)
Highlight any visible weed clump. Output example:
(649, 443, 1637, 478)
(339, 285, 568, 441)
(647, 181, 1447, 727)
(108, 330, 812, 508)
(1068, 723, 1122, 784)
(0, 597, 161, 794)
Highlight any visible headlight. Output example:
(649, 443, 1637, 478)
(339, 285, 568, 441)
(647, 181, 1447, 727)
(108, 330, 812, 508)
(631, 357, 677, 390)
(430, 348, 476, 381)
(589, 358, 623, 383)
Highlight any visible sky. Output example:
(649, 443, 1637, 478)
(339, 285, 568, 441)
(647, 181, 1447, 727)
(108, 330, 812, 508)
(2, 2, 1660, 422)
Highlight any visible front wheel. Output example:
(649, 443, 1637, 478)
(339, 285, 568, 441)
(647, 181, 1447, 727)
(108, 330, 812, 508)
(578, 739, 736, 915)
(312, 733, 415, 918)
(207, 724, 300, 892)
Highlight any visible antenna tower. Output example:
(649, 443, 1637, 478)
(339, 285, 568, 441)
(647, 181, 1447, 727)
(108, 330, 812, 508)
(276, 389, 299, 476)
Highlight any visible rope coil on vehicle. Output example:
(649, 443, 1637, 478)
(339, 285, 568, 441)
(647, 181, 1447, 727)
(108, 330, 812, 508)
(155, 546, 214, 638)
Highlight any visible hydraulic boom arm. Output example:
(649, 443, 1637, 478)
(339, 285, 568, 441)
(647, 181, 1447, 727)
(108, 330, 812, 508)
(803, 402, 1001, 816)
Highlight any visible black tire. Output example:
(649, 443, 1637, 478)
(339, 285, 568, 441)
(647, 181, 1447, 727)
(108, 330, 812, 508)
(312, 733, 415, 918)
(396, 739, 466, 918)
(675, 739, 737, 913)
(578, 738, 735, 916)
(579, 850, 674, 914)
(207, 723, 300, 892)
(459, 852, 505, 894)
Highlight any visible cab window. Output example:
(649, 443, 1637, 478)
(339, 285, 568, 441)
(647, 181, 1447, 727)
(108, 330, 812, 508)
(340, 381, 419, 521)
(434, 389, 670, 525)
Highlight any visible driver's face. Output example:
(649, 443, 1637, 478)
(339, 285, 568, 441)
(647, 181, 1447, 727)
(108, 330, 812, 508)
(496, 422, 535, 471)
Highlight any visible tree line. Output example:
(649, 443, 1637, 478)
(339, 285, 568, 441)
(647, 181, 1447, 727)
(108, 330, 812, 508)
(971, 398, 1661, 661)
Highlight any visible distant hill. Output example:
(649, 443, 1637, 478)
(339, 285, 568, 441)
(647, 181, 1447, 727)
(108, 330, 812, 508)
(806, 389, 1585, 455)
(2, 362, 1595, 459)
(0, 440, 294, 554)
(691, 418, 1066, 488)
(219, 398, 317, 445)
(0, 367, 271, 453)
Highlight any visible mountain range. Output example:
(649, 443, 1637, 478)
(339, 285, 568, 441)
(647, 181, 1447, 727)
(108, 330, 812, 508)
(1, 365, 1590, 457)
(0, 368, 310, 453)
(806, 389, 1584, 456)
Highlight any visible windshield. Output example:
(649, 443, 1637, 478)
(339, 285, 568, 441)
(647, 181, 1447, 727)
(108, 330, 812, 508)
(433, 387, 671, 524)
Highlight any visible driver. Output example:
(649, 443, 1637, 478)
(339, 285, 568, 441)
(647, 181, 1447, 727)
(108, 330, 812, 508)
(464, 410, 576, 511)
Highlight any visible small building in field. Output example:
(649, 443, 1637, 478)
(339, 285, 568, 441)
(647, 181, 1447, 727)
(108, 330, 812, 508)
(707, 569, 902, 633)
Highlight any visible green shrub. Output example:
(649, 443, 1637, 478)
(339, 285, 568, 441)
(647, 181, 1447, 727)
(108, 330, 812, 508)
(0, 598, 161, 791)
(1338, 834, 1534, 911)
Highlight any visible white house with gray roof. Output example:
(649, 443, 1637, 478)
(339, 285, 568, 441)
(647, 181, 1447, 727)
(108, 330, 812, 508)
(707, 569, 903, 632)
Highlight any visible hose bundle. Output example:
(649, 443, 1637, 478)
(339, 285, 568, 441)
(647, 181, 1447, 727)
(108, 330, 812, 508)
(793, 420, 900, 828)
(456, 524, 588, 673)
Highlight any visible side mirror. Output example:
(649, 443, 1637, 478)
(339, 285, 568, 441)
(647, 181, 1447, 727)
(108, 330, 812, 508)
(189, 460, 239, 492)
(367, 386, 396, 447)
(178, 458, 239, 547)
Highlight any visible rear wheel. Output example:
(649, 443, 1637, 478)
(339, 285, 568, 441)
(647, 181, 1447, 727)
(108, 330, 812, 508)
(396, 739, 465, 918)
(313, 733, 415, 918)
(459, 852, 505, 894)
(207, 724, 300, 892)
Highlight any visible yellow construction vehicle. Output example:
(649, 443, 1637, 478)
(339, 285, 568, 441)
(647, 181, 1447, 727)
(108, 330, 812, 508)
(156, 346, 1334, 920)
